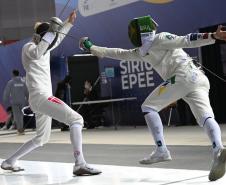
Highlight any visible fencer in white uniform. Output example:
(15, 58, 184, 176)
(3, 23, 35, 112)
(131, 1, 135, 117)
(1, 11, 101, 176)
(79, 16, 226, 181)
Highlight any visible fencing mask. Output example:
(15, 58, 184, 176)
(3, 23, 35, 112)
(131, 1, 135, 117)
(128, 15, 158, 47)
(33, 17, 63, 50)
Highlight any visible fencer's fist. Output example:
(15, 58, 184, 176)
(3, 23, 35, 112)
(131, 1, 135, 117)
(79, 37, 93, 51)
(68, 10, 77, 24)
(213, 25, 226, 41)
(49, 17, 63, 32)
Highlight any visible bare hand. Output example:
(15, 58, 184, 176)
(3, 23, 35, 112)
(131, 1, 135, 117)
(68, 10, 77, 24)
(213, 25, 226, 41)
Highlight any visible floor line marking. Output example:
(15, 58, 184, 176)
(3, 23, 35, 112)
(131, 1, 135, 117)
(160, 175, 209, 185)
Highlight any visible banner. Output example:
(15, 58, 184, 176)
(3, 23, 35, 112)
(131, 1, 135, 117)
(120, 60, 155, 90)
(78, 0, 173, 17)
(78, 0, 139, 17)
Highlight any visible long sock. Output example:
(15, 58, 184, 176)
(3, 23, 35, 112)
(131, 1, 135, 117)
(203, 118, 224, 154)
(6, 140, 38, 165)
(144, 110, 167, 152)
(70, 124, 86, 165)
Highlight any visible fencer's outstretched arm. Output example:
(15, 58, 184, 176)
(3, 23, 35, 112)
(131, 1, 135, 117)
(79, 37, 142, 61)
(24, 11, 76, 60)
(90, 45, 142, 61)
(155, 25, 226, 50)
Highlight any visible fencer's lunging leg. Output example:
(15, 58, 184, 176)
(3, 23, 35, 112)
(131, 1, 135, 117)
(140, 107, 172, 164)
(2, 114, 52, 168)
(203, 116, 226, 181)
(203, 117, 224, 154)
(70, 123, 86, 165)
(69, 117, 101, 175)
(3, 140, 38, 166)
(143, 108, 167, 152)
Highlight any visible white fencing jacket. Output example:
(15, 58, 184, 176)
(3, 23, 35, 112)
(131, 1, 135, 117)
(22, 22, 73, 99)
(90, 32, 215, 80)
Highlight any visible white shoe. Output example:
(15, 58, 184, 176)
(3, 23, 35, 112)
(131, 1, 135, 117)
(209, 148, 226, 181)
(73, 163, 102, 176)
(1, 160, 24, 172)
(9, 125, 15, 130)
(0, 125, 7, 130)
(139, 149, 172, 165)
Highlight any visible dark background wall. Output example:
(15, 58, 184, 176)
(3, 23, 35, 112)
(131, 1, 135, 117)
(200, 25, 226, 124)
(67, 55, 100, 102)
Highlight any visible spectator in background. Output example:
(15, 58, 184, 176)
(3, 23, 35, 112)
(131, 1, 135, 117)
(3, 70, 29, 135)
(78, 80, 101, 129)
(83, 80, 98, 101)
(54, 75, 72, 131)
(55, 75, 72, 105)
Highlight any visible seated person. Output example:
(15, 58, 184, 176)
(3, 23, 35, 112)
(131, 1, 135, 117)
(83, 80, 98, 101)
(54, 75, 72, 131)
(78, 80, 103, 129)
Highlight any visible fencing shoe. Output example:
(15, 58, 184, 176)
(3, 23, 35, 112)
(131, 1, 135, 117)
(139, 149, 172, 165)
(209, 148, 226, 181)
(73, 163, 102, 176)
(0, 125, 7, 130)
(1, 160, 24, 172)
(9, 125, 15, 130)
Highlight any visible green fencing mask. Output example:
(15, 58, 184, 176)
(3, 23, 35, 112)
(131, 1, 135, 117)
(128, 15, 158, 47)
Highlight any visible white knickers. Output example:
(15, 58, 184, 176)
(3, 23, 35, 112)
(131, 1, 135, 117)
(142, 65, 214, 126)
(28, 94, 83, 145)
(30, 94, 83, 126)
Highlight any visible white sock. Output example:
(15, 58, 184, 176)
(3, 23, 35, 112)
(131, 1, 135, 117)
(6, 140, 38, 165)
(70, 123, 86, 165)
(144, 110, 167, 152)
(203, 118, 224, 154)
